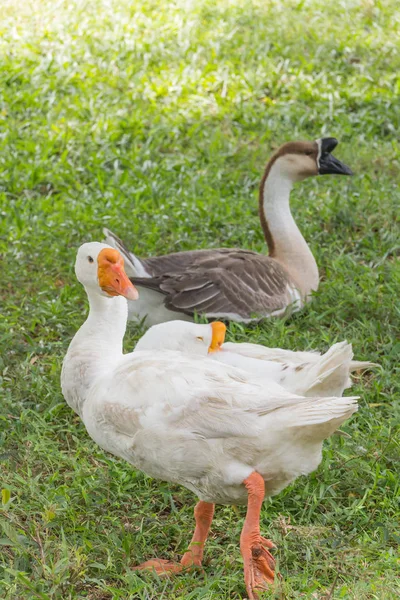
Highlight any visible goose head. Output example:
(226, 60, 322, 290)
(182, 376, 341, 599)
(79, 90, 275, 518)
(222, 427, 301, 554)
(135, 320, 226, 355)
(75, 242, 139, 300)
(266, 138, 353, 183)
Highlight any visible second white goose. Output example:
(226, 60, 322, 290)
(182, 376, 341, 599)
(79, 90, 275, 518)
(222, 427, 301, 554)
(135, 320, 376, 398)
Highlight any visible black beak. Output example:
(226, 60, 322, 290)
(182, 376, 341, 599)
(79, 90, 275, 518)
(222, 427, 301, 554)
(318, 137, 353, 176)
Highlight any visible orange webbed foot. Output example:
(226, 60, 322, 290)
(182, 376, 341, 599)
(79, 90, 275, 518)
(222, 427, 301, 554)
(132, 558, 184, 576)
(242, 535, 276, 599)
(133, 501, 215, 577)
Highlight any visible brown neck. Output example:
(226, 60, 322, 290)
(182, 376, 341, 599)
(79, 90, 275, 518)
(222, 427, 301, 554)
(258, 153, 280, 257)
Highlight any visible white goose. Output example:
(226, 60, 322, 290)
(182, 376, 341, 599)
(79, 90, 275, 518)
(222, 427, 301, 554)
(62, 242, 359, 599)
(104, 137, 352, 325)
(135, 320, 376, 397)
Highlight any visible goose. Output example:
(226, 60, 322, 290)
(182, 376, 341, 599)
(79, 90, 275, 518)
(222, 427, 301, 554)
(62, 242, 359, 599)
(135, 320, 376, 397)
(104, 137, 352, 326)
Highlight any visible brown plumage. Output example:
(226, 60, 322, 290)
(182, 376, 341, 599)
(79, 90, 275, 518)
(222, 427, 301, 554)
(135, 248, 295, 318)
(104, 138, 352, 324)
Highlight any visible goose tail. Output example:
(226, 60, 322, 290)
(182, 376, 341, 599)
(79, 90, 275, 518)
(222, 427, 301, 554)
(288, 395, 359, 441)
(302, 341, 354, 397)
(349, 360, 379, 373)
(103, 227, 150, 278)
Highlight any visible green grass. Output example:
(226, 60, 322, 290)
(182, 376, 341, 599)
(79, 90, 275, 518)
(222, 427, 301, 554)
(1, 0, 399, 598)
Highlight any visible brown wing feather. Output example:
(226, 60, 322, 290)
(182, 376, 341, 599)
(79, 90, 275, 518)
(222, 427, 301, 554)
(133, 249, 296, 319)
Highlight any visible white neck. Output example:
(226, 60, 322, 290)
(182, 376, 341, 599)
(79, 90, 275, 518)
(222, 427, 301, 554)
(261, 161, 319, 296)
(61, 290, 127, 416)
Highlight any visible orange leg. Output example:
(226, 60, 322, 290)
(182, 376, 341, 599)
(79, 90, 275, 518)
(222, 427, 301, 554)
(134, 501, 215, 575)
(240, 472, 276, 599)
(181, 500, 215, 567)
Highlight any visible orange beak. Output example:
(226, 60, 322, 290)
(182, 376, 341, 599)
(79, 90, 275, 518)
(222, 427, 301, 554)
(97, 248, 139, 300)
(208, 321, 226, 353)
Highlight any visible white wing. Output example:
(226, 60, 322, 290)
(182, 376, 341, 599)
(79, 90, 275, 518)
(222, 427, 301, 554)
(84, 349, 358, 492)
(222, 341, 321, 364)
(92, 351, 309, 440)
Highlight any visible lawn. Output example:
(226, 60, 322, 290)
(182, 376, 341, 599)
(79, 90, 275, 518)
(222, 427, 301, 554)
(0, 0, 399, 598)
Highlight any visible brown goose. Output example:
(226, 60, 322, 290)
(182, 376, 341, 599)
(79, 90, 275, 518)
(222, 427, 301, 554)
(104, 138, 352, 325)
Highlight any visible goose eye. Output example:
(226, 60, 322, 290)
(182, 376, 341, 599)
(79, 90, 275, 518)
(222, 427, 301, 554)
(88, 256, 94, 263)
(196, 336, 204, 341)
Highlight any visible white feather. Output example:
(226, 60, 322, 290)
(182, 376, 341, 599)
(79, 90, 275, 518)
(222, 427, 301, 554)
(62, 251, 360, 509)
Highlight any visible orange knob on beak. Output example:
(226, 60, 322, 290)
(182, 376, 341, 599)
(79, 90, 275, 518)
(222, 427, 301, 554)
(97, 248, 139, 300)
(208, 321, 226, 353)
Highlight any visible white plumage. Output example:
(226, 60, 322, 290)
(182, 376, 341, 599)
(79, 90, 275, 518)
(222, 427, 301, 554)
(135, 320, 375, 398)
(61, 243, 360, 597)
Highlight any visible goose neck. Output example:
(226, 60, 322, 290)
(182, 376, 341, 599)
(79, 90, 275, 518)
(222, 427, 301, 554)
(61, 292, 127, 416)
(259, 160, 319, 296)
